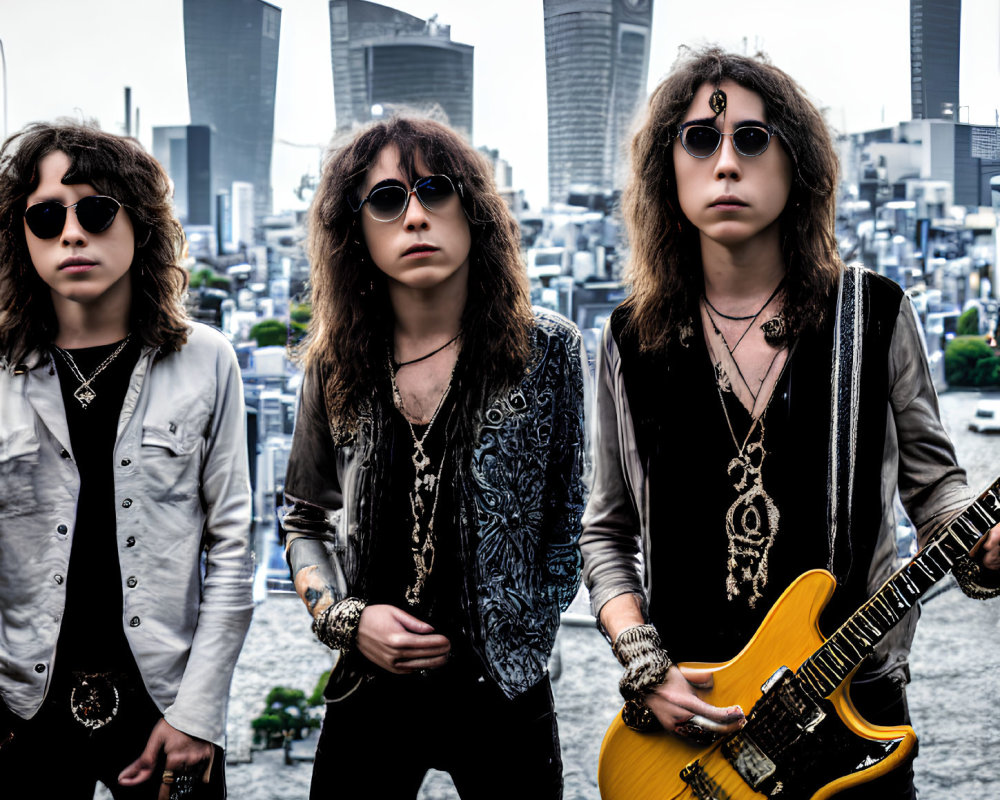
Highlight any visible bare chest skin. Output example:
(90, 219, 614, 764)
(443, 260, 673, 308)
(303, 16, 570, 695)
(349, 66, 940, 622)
(701, 298, 788, 419)
(391, 347, 459, 424)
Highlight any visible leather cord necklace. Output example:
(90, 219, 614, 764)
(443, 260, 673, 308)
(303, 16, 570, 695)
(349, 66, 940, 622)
(392, 332, 461, 369)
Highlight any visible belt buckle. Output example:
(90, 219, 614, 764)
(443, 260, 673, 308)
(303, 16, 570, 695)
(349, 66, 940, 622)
(69, 672, 120, 730)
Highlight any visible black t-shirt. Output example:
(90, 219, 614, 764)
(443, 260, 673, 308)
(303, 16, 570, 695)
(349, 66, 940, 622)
(51, 337, 142, 679)
(366, 394, 470, 658)
(645, 314, 835, 664)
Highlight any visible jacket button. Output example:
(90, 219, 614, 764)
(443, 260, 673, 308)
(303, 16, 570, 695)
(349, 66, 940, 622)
(126, 576, 138, 588)
(57, 524, 68, 534)
(34, 664, 45, 673)
(54, 574, 64, 585)
(122, 498, 133, 508)
(60, 449, 71, 459)
(129, 616, 141, 627)
(126, 536, 136, 547)
(121, 458, 132, 467)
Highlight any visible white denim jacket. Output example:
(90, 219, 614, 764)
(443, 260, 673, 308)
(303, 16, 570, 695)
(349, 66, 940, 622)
(0, 322, 253, 745)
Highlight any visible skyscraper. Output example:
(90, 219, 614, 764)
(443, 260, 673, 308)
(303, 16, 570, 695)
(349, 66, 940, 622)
(329, 0, 473, 136)
(910, 0, 961, 120)
(152, 125, 214, 228)
(544, 0, 653, 204)
(184, 0, 281, 218)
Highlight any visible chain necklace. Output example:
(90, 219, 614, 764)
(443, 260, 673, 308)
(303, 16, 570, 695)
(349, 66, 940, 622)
(53, 335, 132, 409)
(387, 353, 457, 606)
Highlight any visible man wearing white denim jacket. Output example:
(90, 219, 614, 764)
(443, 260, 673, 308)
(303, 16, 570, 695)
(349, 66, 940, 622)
(0, 122, 253, 799)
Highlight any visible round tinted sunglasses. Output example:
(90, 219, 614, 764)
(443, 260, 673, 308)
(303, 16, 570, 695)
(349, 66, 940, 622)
(24, 195, 124, 239)
(351, 174, 459, 223)
(677, 123, 776, 159)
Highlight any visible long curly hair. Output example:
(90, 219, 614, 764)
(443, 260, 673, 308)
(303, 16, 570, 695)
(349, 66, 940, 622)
(621, 47, 843, 352)
(303, 115, 533, 435)
(0, 122, 189, 364)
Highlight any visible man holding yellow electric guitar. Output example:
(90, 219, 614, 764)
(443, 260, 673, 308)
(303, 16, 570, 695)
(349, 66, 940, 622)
(580, 48, 1000, 800)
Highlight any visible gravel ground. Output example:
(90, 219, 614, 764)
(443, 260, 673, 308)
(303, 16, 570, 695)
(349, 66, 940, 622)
(98, 390, 999, 799)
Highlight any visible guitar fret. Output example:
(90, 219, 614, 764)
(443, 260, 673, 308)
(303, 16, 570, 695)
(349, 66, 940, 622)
(864, 597, 897, 630)
(827, 634, 860, 664)
(798, 661, 831, 696)
(947, 518, 982, 550)
(960, 510, 989, 535)
(813, 650, 846, 683)
(885, 581, 914, 612)
(919, 542, 954, 573)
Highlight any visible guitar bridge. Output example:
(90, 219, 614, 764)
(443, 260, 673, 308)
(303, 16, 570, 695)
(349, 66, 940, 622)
(680, 761, 730, 800)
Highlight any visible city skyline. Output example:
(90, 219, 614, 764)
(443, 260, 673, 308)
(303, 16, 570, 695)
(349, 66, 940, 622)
(3, 0, 999, 211)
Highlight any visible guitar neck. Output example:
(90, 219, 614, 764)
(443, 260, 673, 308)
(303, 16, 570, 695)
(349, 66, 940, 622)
(798, 476, 1000, 696)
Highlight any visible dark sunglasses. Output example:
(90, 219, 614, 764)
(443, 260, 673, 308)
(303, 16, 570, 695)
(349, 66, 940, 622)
(23, 195, 123, 240)
(351, 174, 459, 223)
(677, 123, 776, 159)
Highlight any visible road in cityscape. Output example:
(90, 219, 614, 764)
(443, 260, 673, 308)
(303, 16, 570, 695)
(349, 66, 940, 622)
(95, 390, 998, 800)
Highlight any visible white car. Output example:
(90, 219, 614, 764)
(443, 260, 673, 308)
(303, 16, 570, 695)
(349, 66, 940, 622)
(968, 399, 1000, 432)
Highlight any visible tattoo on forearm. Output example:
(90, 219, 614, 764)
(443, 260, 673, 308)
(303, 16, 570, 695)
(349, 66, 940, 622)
(305, 587, 323, 611)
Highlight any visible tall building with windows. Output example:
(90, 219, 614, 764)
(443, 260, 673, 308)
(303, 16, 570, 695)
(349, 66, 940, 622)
(152, 125, 214, 228)
(910, 0, 961, 120)
(329, 0, 473, 136)
(183, 0, 281, 218)
(543, 0, 653, 204)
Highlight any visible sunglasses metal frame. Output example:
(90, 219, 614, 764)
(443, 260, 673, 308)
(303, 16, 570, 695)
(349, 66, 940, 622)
(676, 123, 776, 159)
(350, 174, 458, 223)
(23, 195, 123, 240)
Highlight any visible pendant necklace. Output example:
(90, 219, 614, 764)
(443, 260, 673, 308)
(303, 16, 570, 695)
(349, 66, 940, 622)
(702, 279, 785, 404)
(53, 335, 132, 410)
(388, 353, 457, 606)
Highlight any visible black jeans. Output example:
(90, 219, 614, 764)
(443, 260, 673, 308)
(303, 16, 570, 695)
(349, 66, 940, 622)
(835, 672, 917, 800)
(310, 660, 562, 800)
(0, 674, 225, 799)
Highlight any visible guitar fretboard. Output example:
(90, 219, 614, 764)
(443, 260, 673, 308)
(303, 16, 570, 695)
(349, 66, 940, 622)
(798, 476, 1000, 697)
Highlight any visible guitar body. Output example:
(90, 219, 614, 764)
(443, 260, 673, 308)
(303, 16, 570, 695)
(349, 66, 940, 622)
(598, 570, 917, 800)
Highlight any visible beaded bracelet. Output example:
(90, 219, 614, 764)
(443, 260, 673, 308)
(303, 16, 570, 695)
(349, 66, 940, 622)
(953, 556, 1000, 600)
(312, 597, 367, 652)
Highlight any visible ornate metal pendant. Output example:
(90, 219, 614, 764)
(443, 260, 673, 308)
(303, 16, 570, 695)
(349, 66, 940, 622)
(73, 383, 97, 408)
(69, 673, 120, 730)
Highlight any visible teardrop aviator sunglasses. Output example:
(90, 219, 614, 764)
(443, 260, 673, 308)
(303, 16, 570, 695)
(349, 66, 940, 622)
(351, 174, 460, 223)
(677, 122, 777, 159)
(23, 195, 124, 239)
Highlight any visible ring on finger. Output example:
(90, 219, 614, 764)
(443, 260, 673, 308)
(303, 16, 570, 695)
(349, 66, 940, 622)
(170, 774, 197, 799)
(675, 719, 721, 744)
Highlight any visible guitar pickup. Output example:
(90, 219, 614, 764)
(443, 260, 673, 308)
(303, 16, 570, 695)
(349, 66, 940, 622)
(725, 734, 777, 790)
(761, 666, 791, 694)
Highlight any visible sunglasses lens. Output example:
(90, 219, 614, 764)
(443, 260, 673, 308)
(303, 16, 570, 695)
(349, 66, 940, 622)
(414, 175, 455, 209)
(733, 127, 770, 156)
(366, 185, 408, 221)
(75, 196, 121, 233)
(24, 202, 67, 239)
(682, 126, 721, 158)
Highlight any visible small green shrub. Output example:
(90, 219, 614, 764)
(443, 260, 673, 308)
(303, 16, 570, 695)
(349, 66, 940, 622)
(250, 686, 320, 749)
(250, 319, 307, 347)
(945, 336, 997, 386)
(957, 306, 979, 336)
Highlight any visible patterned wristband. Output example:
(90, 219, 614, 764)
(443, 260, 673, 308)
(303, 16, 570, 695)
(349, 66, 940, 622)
(312, 597, 367, 651)
(613, 624, 672, 702)
(953, 556, 1000, 600)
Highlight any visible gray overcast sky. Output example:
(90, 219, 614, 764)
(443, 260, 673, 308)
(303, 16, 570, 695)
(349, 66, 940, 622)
(3, 0, 999, 211)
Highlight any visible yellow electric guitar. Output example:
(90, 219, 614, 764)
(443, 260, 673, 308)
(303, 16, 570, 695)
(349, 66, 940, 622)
(598, 476, 1000, 800)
